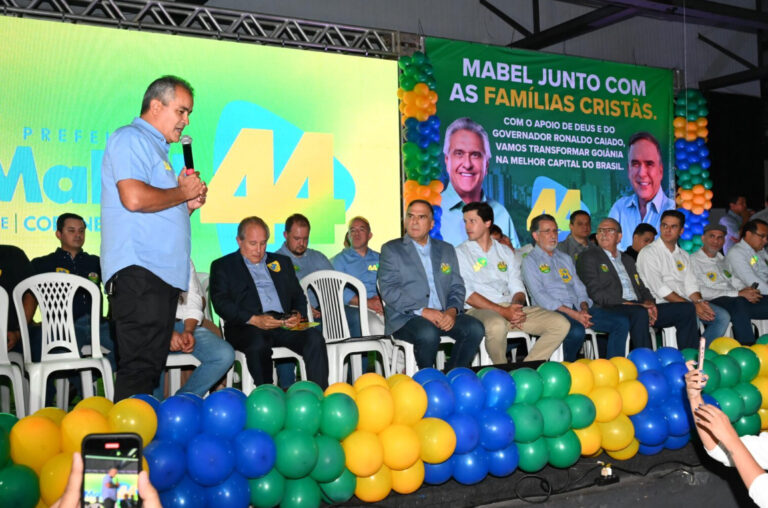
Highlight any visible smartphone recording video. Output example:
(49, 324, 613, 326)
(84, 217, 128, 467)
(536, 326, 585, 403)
(81, 433, 143, 508)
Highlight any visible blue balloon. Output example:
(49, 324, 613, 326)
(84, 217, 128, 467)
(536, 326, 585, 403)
(433, 205, 442, 220)
(478, 408, 515, 451)
(696, 138, 706, 147)
(406, 129, 420, 143)
(202, 390, 247, 439)
(156, 395, 202, 444)
(687, 142, 699, 152)
(423, 379, 456, 419)
(418, 137, 430, 149)
(178, 392, 204, 406)
(701, 158, 711, 169)
(159, 475, 206, 508)
(187, 434, 235, 486)
(663, 362, 689, 398)
(657, 347, 685, 367)
(482, 369, 516, 411)
(131, 393, 161, 412)
(404, 117, 419, 130)
(637, 443, 664, 455)
(664, 432, 690, 450)
(630, 407, 669, 446)
(629, 348, 663, 373)
(699, 147, 710, 157)
(637, 369, 670, 407)
(446, 367, 475, 381)
(451, 373, 486, 414)
(206, 472, 250, 508)
(487, 442, 519, 477)
(675, 139, 686, 150)
(221, 387, 247, 402)
(691, 224, 704, 236)
(452, 448, 489, 485)
(427, 115, 440, 128)
(680, 230, 694, 241)
(234, 429, 276, 479)
(677, 161, 690, 170)
(413, 368, 446, 385)
(446, 412, 481, 454)
(687, 153, 700, 164)
(700, 210, 710, 219)
(702, 393, 720, 408)
(662, 399, 691, 437)
(145, 440, 186, 492)
(424, 460, 453, 485)
(675, 151, 687, 161)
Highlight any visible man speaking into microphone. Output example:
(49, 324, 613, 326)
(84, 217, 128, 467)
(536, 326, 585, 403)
(101, 75, 207, 400)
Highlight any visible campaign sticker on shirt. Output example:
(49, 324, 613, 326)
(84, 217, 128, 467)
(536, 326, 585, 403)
(724, 269, 732, 278)
(267, 261, 281, 272)
(706, 272, 717, 282)
(367, 263, 379, 271)
(473, 257, 487, 272)
(497, 261, 508, 272)
(441, 263, 452, 274)
(539, 263, 550, 273)
(87, 272, 100, 284)
(559, 268, 572, 283)
(600, 264, 609, 273)
(751, 256, 758, 266)
(634, 273, 640, 285)
(676, 261, 685, 271)
(55, 267, 71, 274)
(293, 264, 300, 272)
(163, 161, 172, 171)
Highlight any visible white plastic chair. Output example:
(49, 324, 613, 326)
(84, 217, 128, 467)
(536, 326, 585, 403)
(300, 270, 391, 384)
(0, 287, 26, 417)
(13, 273, 114, 413)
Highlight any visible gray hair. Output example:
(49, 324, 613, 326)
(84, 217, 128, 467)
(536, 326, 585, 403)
(443, 117, 491, 160)
(140, 75, 194, 114)
(237, 216, 270, 240)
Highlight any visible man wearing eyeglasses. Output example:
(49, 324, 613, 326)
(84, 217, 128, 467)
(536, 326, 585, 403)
(522, 214, 630, 361)
(637, 210, 730, 347)
(725, 219, 768, 295)
(576, 218, 698, 357)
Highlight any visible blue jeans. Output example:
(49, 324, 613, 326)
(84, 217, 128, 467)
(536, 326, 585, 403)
(276, 320, 324, 389)
(699, 302, 730, 346)
(74, 315, 116, 372)
(392, 314, 484, 370)
(711, 296, 758, 345)
(153, 321, 235, 399)
(557, 307, 629, 361)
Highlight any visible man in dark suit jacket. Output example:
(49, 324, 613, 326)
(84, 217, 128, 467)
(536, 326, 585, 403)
(576, 217, 698, 358)
(210, 216, 328, 388)
(379, 199, 483, 369)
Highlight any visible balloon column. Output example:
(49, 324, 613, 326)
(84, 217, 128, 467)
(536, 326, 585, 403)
(673, 88, 711, 252)
(398, 51, 444, 239)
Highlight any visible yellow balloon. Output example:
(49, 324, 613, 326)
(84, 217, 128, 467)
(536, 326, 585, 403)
(617, 380, 648, 416)
(750, 345, 768, 377)
(10, 415, 61, 474)
(34, 407, 67, 426)
(589, 386, 623, 422)
(325, 382, 357, 400)
(587, 448, 604, 458)
(609, 357, 638, 382)
(36, 501, 47, 508)
(356, 385, 394, 433)
(142, 456, 150, 474)
(598, 414, 634, 451)
(379, 424, 420, 471)
(387, 374, 411, 389)
(566, 361, 595, 395)
(107, 399, 157, 445)
(589, 359, 620, 388)
(74, 396, 114, 418)
(758, 408, 768, 430)
(412, 417, 456, 464)
(576, 358, 591, 365)
(391, 459, 425, 494)
(39, 452, 73, 505)
(354, 373, 389, 392)
(606, 438, 639, 461)
(574, 422, 602, 456)
(60, 408, 110, 453)
(752, 376, 768, 410)
(390, 379, 427, 426)
(342, 430, 384, 477)
(710, 337, 740, 355)
(355, 464, 392, 502)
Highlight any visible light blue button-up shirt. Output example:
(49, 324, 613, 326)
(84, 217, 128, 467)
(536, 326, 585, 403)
(276, 243, 333, 308)
(243, 256, 283, 313)
(409, 237, 442, 313)
(522, 245, 592, 311)
(604, 248, 638, 301)
(609, 190, 675, 251)
(440, 182, 520, 248)
(100, 117, 190, 290)
(331, 247, 380, 304)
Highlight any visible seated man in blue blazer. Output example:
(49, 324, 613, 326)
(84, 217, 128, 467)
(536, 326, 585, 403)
(379, 199, 483, 370)
(210, 216, 329, 388)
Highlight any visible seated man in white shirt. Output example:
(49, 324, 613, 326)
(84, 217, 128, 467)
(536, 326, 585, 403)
(726, 219, 768, 295)
(456, 202, 570, 363)
(637, 210, 730, 347)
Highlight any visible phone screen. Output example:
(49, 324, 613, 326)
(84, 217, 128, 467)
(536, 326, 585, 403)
(82, 433, 142, 508)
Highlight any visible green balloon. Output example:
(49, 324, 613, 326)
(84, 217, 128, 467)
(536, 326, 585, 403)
(698, 107, 709, 117)
(734, 413, 761, 437)
(477, 367, 494, 378)
(679, 240, 694, 252)
(758, 335, 768, 345)
(688, 164, 702, 176)
(284, 390, 322, 434)
(546, 430, 581, 468)
(399, 75, 415, 91)
(282, 477, 321, 508)
(703, 178, 713, 189)
(712, 355, 741, 388)
(507, 403, 543, 443)
(319, 468, 356, 504)
(681, 348, 698, 363)
(511, 368, 543, 404)
(692, 235, 703, 246)
(0, 428, 9, 469)
(246, 387, 286, 436)
(320, 393, 358, 440)
(537, 362, 572, 399)
(397, 56, 412, 70)
(704, 349, 719, 361)
(700, 170, 710, 180)
(0, 414, 18, 436)
(275, 429, 318, 479)
(675, 107, 686, 117)
(690, 175, 703, 185)
(535, 397, 572, 437)
(701, 359, 721, 394)
(712, 387, 745, 423)
(687, 113, 699, 122)
(257, 383, 285, 397)
(565, 394, 596, 429)
(310, 435, 346, 483)
(517, 437, 549, 473)
(0, 464, 39, 508)
(402, 142, 419, 159)
(734, 382, 762, 415)
(249, 468, 286, 508)
(728, 348, 760, 382)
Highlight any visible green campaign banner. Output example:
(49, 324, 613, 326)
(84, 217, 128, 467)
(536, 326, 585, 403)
(426, 37, 674, 249)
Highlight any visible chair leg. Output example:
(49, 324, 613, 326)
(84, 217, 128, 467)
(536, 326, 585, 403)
(11, 368, 25, 418)
(0, 384, 8, 414)
(28, 368, 45, 414)
(55, 378, 68, 410)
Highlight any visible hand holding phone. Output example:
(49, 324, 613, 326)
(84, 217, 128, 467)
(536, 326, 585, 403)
(81, 433, 143, 508)
(698, 337, 706, 387)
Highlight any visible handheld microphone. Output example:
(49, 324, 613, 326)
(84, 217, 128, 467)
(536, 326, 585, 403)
(181, 135, 194, 175)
